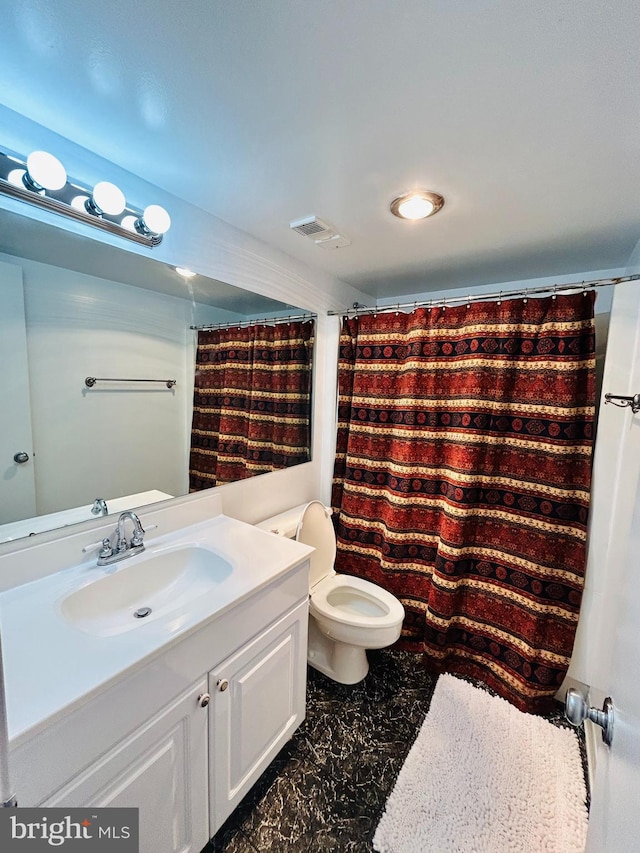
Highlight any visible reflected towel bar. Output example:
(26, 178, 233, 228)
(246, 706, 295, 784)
(85, 377, 177, 389)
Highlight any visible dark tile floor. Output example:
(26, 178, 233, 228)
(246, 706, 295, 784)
(203, 649, 587, 853)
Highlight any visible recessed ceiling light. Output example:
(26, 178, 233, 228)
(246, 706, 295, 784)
(390, 191, 444, 220)
(175, 266, 196, 278)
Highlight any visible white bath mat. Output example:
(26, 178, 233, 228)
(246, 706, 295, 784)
(374, 673, 588, 853)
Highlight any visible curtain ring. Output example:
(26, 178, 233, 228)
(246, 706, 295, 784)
(497, 291, 502, 306)
(467, 294, 471, 309)
(552, 285, 558, 300)
(442, 297, 447, 312)
(428, 299, 432, 313)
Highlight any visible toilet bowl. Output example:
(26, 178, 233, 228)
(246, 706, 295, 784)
(258, 501, 404, 684)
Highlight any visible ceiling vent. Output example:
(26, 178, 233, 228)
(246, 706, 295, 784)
(289, 216, 351, 249)
(290, 215, 334, 238)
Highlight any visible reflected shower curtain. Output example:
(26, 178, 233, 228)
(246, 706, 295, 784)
(189, 320, 314, 488)
(331, 294, 595, 713)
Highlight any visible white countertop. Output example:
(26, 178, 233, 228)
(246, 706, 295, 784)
(0, 514, 312, 744)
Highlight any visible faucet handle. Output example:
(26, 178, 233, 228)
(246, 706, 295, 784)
(82, 536, 114, 555)
(99, 537, 113, 558)
(91, 498, 108, 516)
(130, 526, 145, 547)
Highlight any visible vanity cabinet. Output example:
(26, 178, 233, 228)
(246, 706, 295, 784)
(10, 554, 310, 853)
(209, 601, 307, 833)
(41, 679, 210, 853)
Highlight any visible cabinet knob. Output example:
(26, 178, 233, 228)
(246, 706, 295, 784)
(197, 693, 210, 708)
(217, 679, 229, 692)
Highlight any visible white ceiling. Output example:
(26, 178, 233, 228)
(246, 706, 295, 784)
(1, 0, 639, 299)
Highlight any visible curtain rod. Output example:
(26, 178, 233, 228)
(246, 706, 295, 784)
(190, 312, 316, 332)
(327, 274, 640, 317)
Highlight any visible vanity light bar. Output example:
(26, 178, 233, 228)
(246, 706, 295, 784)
(0, 148, 170, 248)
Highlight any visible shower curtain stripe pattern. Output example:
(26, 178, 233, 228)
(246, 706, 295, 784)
(189, 321, 314, 488)
(332, 294, 595, 713)
(340, 457, 590, 499)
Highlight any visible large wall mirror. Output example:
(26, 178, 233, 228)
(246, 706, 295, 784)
(0, 208, 315, 543)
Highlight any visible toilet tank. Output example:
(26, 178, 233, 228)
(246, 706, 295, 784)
(257, 502, 336, 589)
(256, 504, 309, 539)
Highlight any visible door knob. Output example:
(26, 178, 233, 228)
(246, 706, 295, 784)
(565, 688, 614, 746)
(197, 693, 210, 708)
(13, 452, 29, 464)
(217, 679, 229, 692)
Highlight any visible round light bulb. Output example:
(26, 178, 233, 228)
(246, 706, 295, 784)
(397, 195, 434, 220)
(70, 194, 90, 211)
(175, 267, 196, 278)
(142, 204, 171, 234)
(92, 181, 126, 215)
(25, 150, 67, 191)
(6, 169, 26, 187)
(120, 215, 137, 232)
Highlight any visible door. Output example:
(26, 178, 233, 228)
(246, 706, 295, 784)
(575, 280, 640, 851)
(209, 602, 307, 834)
(0, 259, 36, 524)
(42, 679, 210, 853)
(585, 471, 640, 850)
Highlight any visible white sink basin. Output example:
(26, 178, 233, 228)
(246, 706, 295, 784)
(59, 545, 233, 636)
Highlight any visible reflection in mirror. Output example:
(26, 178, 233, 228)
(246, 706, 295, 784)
(189, 320, 314, 488)
(0, 209, 315, 543)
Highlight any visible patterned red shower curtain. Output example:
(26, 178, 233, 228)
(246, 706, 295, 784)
(332, 294, 595, 713)
(189, 320, 314, 488)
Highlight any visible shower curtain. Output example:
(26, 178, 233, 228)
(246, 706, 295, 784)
(189, 320, 314, 488)
(332, 294, 595, 713)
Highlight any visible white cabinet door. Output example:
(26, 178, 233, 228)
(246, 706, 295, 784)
(209, 601, 307, 834)
(0, 259, 36, 523)
(42, 679, 210, 853)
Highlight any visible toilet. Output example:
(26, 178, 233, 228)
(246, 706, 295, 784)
(258, 501, 405, 684)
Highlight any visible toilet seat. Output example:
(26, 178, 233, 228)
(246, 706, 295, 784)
(257, 499, 406, 683)
(310, 574, 405, 630)
(295, 500, 337, 588)
(295, 501, 405, 631)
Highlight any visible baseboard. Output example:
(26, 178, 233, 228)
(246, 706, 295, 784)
(584, 718, 598, 797)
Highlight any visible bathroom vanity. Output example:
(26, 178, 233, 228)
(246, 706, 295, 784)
(0, 494, 312, 852)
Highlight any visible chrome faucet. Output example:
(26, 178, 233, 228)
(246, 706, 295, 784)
(91, 497, 108, 516)
(97, 511, 146, 566)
